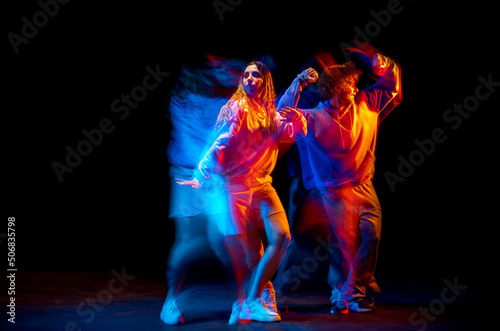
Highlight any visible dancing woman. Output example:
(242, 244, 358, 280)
(178, 61, 317, 323)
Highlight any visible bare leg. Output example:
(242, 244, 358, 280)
(223, 229, 262, 301)
(247, 211, 291, 301)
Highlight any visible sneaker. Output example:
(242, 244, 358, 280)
(229, 300, 243, 325)
(160, 298, 184, 325)
(239, 300, 251, 321)
(330, 288, 341, 306)
(245, 298, 281, 322)
(364, 293, 376, 306)
(262, 288, 278, 313)
(350, 299, 374, 313)
(331, 302, 349, 314)
(332, 299, 373, 314)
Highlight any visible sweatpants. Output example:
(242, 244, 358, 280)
(320, 180, 382, 304)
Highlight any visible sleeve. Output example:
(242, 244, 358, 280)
(276, 110, 307, 144)
(275, 71, 313, 144)
(357, 54, 402, 123)
(276, 72, 311, 111)
(193, 101, 243, 182)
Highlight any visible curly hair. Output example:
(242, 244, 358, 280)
(317, 62, 362, 102)
(215, 61, 276, 131)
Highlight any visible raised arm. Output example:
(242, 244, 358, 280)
(275, 68, 317, 156)
(277, 68, 318, 111)
(359, 53, 402, 122)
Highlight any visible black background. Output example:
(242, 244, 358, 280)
(4, 0, 498, 287)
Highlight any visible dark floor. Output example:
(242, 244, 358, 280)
(1, 271, 483, 331)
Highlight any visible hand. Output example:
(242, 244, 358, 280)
(344, 43, 387, 76)
(176, 177, 201, 189)
(298, 67, 319, 84)
(279, 106, 302, 122)
(305, 67, 319, 83)
(372, 53, 389, 76)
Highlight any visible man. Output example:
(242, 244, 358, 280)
(277, 46, 402, 313)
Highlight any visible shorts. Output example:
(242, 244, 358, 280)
(221, 179, 286, 236)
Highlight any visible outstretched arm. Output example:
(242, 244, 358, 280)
(176, 177, 201, 189)
(276, 105, 308, 145)
(178, 101, 242, 188)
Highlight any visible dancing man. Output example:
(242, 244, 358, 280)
(278, 46, 402, 313)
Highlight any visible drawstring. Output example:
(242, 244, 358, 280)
(336, 112, 344, 148)
(330, 103, 353, 149)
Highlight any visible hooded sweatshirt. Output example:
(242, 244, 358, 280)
(279, 55, 402, 191)
(195, 97, 307, 185)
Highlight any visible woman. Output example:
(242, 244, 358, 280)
(178, 61, 317, 323)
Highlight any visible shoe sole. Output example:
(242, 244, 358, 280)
(331, 306, 349, 314)
(331, 307, 373, 314)
(229, 317, 251, 325)
(251, 314, 281, 322)
(351, 308, 373, 313)
(160, 315, 184, 325)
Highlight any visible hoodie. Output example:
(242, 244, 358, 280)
(283, 55, 402, 191)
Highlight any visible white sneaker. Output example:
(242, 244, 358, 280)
(245, 298, 281, 322)
(229, 300, 244, 325)
(349, 300, 374, 313)
(330, 288, 341, 306)
(332, 299, 373, 314)
(262, 288, 278, 313)
(160, 298, 184, 325)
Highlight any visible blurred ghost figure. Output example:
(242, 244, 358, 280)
(160, 55, 245, 325)
(178, 61, 317, 324)
(277, 44, 402, 314)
